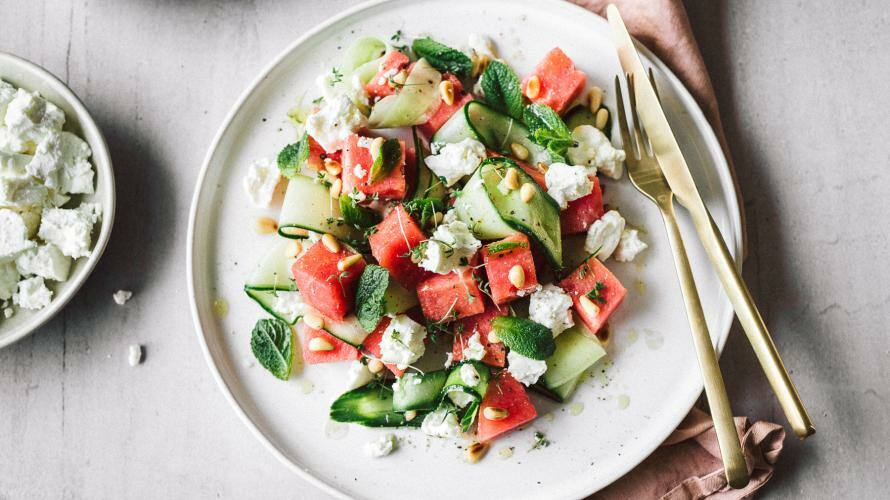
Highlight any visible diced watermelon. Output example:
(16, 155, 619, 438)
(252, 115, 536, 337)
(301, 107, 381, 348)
(365, 51, 411, 99)
(521, 47, 587, 114)
(477, 372, 538, 443)
(561, 176, 603, 235)
(482, 233, 540, 305)
(452, 304, 507, 367)
(417, 267, 485, 322)
(360, 317, 405, 377)
(300, 323, 360, 364)
(341, 134, 408, 200)
(368, 205, 430, 288)
(558, 257, 627, 334)
(304, 137, 327, 171)
(291, 240, 365, 321)
(419, 73, 472, 137)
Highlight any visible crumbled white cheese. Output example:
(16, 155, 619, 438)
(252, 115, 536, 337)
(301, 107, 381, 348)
(460, 363, 481, 386)
(0, 174, 48, 209)
(12, 276, 52, 310)
(0, 209, 36, 260)
(1, 88, 65, 153)
(447, 390, 475, 409)
(444, 352, 454, 369)
(379, 314, 427, 369)
(37, 205, 101, 259)
(15, 244, 71, 282)
(584, 210, 625, 260)
(0, 80, 16, 122)
(507, 351, 548, 386)
(346, 360, 374, 391)
(347, 188, 366, 202)
(242, 157, 281, 208)
(0, 261, 19, 301)
(419, 210, 481, 274)
(614, 228, 648, 262)
(27, 131, 94, 194)
(529, 284, 575, 337)
(127, 344, 143, 366)
(364, 433, 396, 458)
(461, 331, 486, 361)
(544, 162, 593, 210)
(567, 125, 626, 179)
(423, 138, 486, 187)
(271, 291, 305, 322)
(352, 164, 367, 179)
(421, 406, 461, 438)
(113, 289, 133, 305)
(306, 94, 368, 152)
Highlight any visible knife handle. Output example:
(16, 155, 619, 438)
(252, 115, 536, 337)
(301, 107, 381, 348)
(659, 199, 749, 488)
(691, 207, 815, 438)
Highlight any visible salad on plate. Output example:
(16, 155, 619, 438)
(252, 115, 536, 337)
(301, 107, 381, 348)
(240, 32, 647, 460)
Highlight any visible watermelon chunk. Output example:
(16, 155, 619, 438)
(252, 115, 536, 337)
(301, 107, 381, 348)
(558, 257, 626, 334)
(561, 176, 603, 235)
(341, 134, 408, 200)
(305, 137, 327, 171)
(417, 267, 485, 322)
(300, 323, 360, 364)
(291, 240, 365, 321)
(482, 233, 540, 305)
(360, 317, 405, 377)
(521, 47, 587, 114)
(368, 205, 430, 288)
(477, 372, 538, 443)
(419, 73, 472, 138)
(452, 304, 507, 367)
(365, 51, 411, 99)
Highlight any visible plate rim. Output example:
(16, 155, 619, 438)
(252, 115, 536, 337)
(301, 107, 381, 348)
(186, 0, 743, 497)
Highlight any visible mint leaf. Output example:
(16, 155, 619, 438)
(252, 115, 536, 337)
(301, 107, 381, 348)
(250, 318, 294, 380)
(486, 240, 528, 255)
(523, 104, 575, 163)
(481, 60, 524, 120)
(412, 37, 472, 78)
(370, 138, 402, 182)
(356, 265, 390, 332)
(340, 194, 381, 229)
(277, 133, 310, 178)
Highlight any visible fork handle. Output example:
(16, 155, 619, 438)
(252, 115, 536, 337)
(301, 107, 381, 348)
(659, 198, 750, 488)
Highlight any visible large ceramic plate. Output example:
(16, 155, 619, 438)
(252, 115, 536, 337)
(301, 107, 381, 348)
(188, 1, 742, 498)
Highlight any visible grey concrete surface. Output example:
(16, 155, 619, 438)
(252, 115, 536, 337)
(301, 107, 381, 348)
(0, 0, 886, 498)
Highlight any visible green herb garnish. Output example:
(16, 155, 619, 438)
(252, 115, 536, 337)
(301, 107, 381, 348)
(340, 194, 381, 229)
(481, 60, 524, 120)
(585, 280, 607, 304)
(250, 318, 294, 380)
(530, 431, 551, 451)
(276, 133, 310, 178)
(356, 265, 391, 332)
(411, 37, 473, 78)
(369, 138, 402, 182)
(523, 103, 576, 163)
(403, 197, 444, 227)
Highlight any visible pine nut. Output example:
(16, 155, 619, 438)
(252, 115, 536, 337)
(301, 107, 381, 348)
(337, 254, 363, 272)
(329, 178, 342, 199)
(324, 158, 342, 176)
(508, 265, 526, 289)
(588, 86, 603, 113)
(510, 142, 529, 161)
(321, 233, 341, 253)
(391, 70, 408, 86)
(404, 410, 417, 422)
(504, 168, 520, 190)
(303, 313, 325, 330)
(308, 337, 334, 352)
(525, 75, 541, 99)
(466, 441, 490, 463)
(579, 294, 601, 317)
(439, 80, 455, 106)
(534, 162, 549, 174)
(255, 217, 278, 234)
(487, 330, 500, 344)
(284, 240, 303, 259)
(471, 54, 490, 78)
(432, 211, 444, 225)
(483, 406, 509, 420)
(280, 226, 308, 237)
(595, 108, 609, 130)
(367, 359, 385, 374)
(520, 182, 536, 203)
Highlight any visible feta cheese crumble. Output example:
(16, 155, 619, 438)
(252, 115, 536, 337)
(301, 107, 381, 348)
(242, 157, 281, 208)
(460, 363, 481, 386)
(584, 210, 625, 260)
(13, 276, 52, 310)
(271, 291, 305, 322)
(113, 289, 133, 305)
(421, 406, 461, 438)
(364, 433, 396, 458)
(346, 360, 374, 391)
(0, 261, 19, 301)
(379, 314, 427, 369)
(444, 352, 454, 369)
(305, 94, 368, 152)
(0, 209, 36, 259)
(507, 351, 548, 386)
(567, 125, 627, 179)
(37, 204, 101, 259)
(15, 244, 71, 282)
(423, 138, 486, 187)
(461, 331, 486, 361)
(544, 162, 593, 209)
(614, 229, 648, 262)
(419, 210, 481, 274)
(529, 284, 575, 336)
(127, 344, 143, 367)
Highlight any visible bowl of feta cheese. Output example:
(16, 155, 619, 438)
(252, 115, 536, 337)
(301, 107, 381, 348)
(0, 52, 114, 348)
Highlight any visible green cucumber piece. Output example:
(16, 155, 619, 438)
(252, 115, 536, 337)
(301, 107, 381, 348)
(342, 37, 386, 73)
(453, 165, 514, 239)
(383, 280, 419, 315)
(323, 314, 369, 347)
(541, 323, 607, 388)
(565, 105, 612, 136)
(330, 384, 422, 427)
(535, 370, 586, 403)
(244, 289, 301, 325)
(441, 361, 490, 406)
(277, 175, 360, 241)
(491, 316, 556, 360)
(244, 240, 297, 291)
(430, 102, 477, 144)
(392, 370, 448, 412)
(464, 101, 550, 165)
(368, 58, 442, 128)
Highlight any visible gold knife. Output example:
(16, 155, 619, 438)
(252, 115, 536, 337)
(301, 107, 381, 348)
(607, 4, 815, 439)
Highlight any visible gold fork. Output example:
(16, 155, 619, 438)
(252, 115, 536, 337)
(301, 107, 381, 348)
(616, 72, 750, 488)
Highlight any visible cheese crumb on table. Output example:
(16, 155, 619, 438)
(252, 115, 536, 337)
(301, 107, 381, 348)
(364, 433, 396, 458)
(112, 290, 133, 305)
(127, 344, 143, 367)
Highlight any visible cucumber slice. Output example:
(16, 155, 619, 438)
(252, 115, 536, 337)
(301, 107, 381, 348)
(342, 37, 386, 74)
(392, 370, 448, 412)
(536, 370, 586, 403)
(368, 58, 442, 129)
(277, 175, 361, 241)
(430, 102, 477, 144)
(464, 101, 551, 165)
(244, 289, 302, 325)
(441, 361, 490, 406)
(301, 305, 369, 346)
(330, 383, 422, 427)
(541, 323, 606, 388)
(244, 240, 297, 291)
(383, 280, 419, 315)
(453, 165, 514, 239)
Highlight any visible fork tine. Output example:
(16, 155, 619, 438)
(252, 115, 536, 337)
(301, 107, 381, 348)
(625, 73, 649, 158)
(614, 75, 636, 160)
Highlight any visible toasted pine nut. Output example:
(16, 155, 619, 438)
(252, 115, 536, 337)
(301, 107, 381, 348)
(324, 158, 342, 176)
(487, 330, 500, 344)
(579, 294, 601, 317)
(284, 240, 303, 259)
(329, 178, 342, 199)
(303, 313, 325, 330)
(588, 86, 603, 114)
(520, 182, 536, 203)
(367, 359, 385, 374)
(309, 337, 334, 352)
(508, 265, 526, 289)
(280, 226, 308, 237)
(510, 142, 529, 161)
(432, 211, 444, 225)
(483, 406, 509, 420)
(439, 80, 455, 106)
(337, 254, 363, 272)
(503, 168, 520, 190)
(321, 233, 341, 253)
(534, 162, 549, 174)
(466, 441, 490, 463)
(471, 54, 490, 78)
(595, 108, 609, 130)
(255, 217, 278, 234)
(391, 70, 408, 86)
(404, 409, 417, 422)
(525, 75, 541, 99)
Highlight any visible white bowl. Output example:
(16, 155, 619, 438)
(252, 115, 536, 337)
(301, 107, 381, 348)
(0, 52, 115, 349)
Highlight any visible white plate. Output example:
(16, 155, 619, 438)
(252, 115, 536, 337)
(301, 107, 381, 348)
(0, 52, 115, 349)
(188, 0, 742, 498)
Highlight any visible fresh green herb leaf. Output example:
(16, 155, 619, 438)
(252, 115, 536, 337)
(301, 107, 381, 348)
(530, 430, 551, 451)
(250, 318, 294, 380)
(391, 30, 404, 42)
(585, 280, 607, 304)
(340, 194, 381, 229)
(370, 138, 402, 182)
(277, 133, 310, 178)
(403, 198, 444, 227)
(486, 240, 528, 255)
(411, 37, 473, 78)
(311, 96, 325, 106)
(481, 60, 524, 120)
(356, 265, 391, 332)
(523, 103, 576, 163)
(330, 67, 343, 85)
(460, 401, 480, 432)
